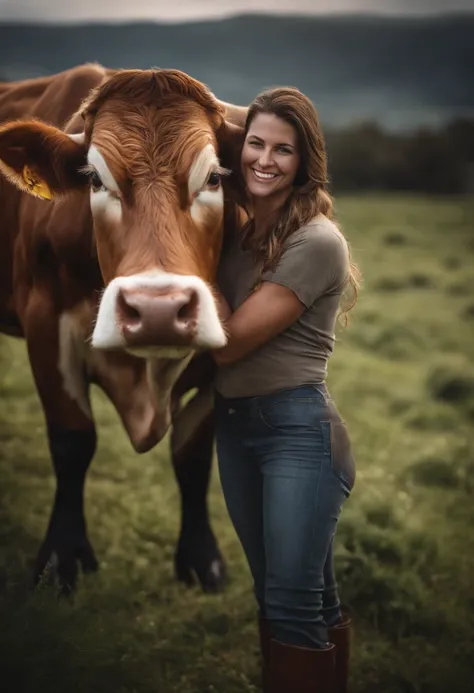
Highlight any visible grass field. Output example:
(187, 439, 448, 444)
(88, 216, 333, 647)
(1, 195, 473, 693)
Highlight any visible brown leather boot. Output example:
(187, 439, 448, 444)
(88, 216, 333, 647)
(327, 608, 352, 693)
(258, 616, 271, 692)
(269, 639, 335, 693)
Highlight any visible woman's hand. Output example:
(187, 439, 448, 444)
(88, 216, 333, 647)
(215, 99, 249, 128)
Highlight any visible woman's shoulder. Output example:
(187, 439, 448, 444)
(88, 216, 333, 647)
(288, 214, 348, 255)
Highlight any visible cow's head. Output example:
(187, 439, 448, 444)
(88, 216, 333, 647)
(0, 69, 244, 361)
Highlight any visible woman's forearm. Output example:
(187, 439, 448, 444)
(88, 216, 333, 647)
(211, 281, 305, 367)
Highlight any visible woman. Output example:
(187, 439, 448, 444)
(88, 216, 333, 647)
(212, 88, 360, 693)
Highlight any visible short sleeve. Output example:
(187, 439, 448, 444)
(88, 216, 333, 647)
(262, 225, 349, 308)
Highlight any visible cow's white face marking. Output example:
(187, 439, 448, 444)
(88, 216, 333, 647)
(190, 187, 224, 224)
(87, 145, 123, 225)
(88, 145, 121, 194)
(189, 143, 226, 223)
(188, 143, 220, 195)
(58, 309, 92, 419)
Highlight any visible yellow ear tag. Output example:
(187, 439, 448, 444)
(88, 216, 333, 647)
(22, 165, 53, 200)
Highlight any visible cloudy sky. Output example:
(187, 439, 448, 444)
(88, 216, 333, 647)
(0, 0, 472, 23)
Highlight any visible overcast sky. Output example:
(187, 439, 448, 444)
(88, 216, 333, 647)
(0, 0, 473, 23)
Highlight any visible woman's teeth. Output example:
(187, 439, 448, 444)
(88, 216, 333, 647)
(252, 169, 277, 180)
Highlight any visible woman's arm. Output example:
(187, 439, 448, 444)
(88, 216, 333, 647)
(216, 99, 249, 128)
(212, 282, 305, 366)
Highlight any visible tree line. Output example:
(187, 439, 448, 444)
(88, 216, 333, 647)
(325, 118, 474, 194)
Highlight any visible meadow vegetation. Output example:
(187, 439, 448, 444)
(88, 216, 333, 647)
(1, 195, 473, 692)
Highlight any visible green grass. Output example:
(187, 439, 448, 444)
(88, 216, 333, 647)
(1, 194, 474, 692)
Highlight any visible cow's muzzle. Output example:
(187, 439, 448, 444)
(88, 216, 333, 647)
(91, 272, 227, 352)
(117, 287, 198, 347)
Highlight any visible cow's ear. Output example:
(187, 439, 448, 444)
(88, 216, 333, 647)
(0, 119, 88, 200)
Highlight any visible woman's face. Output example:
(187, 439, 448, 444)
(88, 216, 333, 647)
(241, 113, 301, 201)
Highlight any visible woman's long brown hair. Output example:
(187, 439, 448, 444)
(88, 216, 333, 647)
(239, 87, 361, 323)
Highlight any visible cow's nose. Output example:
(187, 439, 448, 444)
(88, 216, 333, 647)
(116, 287, 199, 346)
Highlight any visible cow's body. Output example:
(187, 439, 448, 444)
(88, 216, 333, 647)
(0, 64, 242, 592)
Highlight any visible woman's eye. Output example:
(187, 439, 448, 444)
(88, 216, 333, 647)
(207, 171, 221, 188)
(89, 171, 106, 193)
(248, 140, 262, 147)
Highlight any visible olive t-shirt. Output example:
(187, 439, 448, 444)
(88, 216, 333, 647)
(214, 214, 350, 398)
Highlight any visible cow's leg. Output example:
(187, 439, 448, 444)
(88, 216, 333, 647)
(170, 388, 226, 593)
(35, 425, 98, 593)
(23, 291, 98, 594)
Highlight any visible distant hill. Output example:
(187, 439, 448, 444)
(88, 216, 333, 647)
(0, 13, 473, 130)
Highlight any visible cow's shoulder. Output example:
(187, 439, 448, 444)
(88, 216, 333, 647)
(33, 63, 109, 129)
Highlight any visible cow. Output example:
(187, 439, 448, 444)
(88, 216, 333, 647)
(0, 64, 246, 594)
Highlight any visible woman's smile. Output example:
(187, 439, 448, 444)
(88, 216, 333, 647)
(251, 168, 280, 181)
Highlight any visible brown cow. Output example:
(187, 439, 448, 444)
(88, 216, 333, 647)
(0, 64, 245, 593)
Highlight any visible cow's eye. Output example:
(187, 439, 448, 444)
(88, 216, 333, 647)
(89, 170, 107, 193)
(207, 171, 221, 189)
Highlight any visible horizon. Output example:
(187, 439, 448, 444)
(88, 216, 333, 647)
(0, 0, 473, 24)
(0, 0, 471, 132)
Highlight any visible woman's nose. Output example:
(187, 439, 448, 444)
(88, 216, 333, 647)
(258, 148, 274, 168)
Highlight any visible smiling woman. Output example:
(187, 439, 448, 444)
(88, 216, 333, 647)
(211, 86, 361, 693)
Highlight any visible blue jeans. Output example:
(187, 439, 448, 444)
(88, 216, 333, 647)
(215, 383, 355, 649)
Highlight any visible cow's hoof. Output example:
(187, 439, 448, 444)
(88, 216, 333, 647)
(34, 536, 99, 596)
(175, 534, 226, 593)
(76, 537, 99, 574)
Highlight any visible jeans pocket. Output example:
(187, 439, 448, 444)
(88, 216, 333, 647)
(322, 419, 356, 493)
